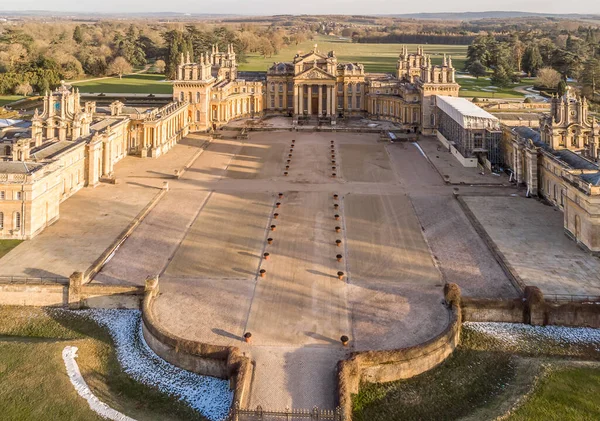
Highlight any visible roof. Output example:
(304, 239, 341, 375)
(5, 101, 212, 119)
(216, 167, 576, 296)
(0, 161, 43, 174)
(554, 150, 598, 171)
(436, 96, 499, 129)
(30, 140, 78, 161)
(580, 172, 600, 186)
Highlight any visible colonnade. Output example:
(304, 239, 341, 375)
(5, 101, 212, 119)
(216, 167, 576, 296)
(294, 83, 336, 116)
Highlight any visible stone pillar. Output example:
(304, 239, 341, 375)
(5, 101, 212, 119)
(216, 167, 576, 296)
(307, 85, 312, 115)
(68, 272, 84, 309)
(331, 86, 336, 118)
(318, 85, 323, 116)
(326, 86, 331, 116)
(343, 83, 348, 113)
(294, 85, 299, 115)
(102, 142, 110, 176)
(299, 85, 304, 115)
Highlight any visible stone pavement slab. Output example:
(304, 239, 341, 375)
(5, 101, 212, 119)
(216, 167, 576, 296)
(463, 195, 600, 296)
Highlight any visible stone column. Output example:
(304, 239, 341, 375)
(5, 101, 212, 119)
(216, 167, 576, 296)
(102, 142, 110, 176)
(294, 85, 299, 115)
(331, 86, 336, 117)
(299, 85, 304, 115)
(326, 85, 331, 116)
(318, 85, 323, 116)
(307, 85, 312, 115)
(343, 83, 348, 113)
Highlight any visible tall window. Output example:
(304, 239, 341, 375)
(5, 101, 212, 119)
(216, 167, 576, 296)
(348, 84, 353, 93)
(0, 212, 3, 229)
(15, 191, 22, 200)
(278, 83, 283, 92)
(0, 191, 4, 200)
(14, 212, 21, 230)
(356, 96, 361, 109)
(179, 92, 184, 102)
(196, 92, 200, 103)
(196, 110, 201, 121)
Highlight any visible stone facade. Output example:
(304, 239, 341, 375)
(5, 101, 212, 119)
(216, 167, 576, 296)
(503, 92, 600, 252)
(174, 45, 459, 131)
(0, 85, 189, 239)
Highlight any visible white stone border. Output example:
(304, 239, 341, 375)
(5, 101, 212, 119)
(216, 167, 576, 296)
(62, 346, 137, 421)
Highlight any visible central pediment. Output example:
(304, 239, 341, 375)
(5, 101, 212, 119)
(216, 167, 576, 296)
(295, 67, 335, 81)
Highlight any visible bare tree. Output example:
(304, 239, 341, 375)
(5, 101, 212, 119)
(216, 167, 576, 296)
(14, 83, 33, 96)
(155, 59, 166, 74)
(537, 67, 562, 89)
(108, 57, 132, 79)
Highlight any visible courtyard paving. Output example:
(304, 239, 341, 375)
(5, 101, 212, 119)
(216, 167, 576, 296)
(0, 137, 207, 279)
(2, 127, 526, 411)
(417, 136, 509, 185)
(462, 195, 600, 297)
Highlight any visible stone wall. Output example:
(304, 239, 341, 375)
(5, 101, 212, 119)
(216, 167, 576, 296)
(0, 272, 144, 309)
(140, 276, 252, 409)
(461, 297, 525, 323)
(337, 283, 462, 420)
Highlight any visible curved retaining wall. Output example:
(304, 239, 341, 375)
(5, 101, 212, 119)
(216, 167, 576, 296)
(337, 285, 462, 420)
(141, 277, 252, 409)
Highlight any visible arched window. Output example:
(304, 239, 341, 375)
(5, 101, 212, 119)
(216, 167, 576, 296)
(196, 110, 201, 121)
(196, 92, 200, 103)
(14, 212, 21, 230)
(0, 212, 4, 230)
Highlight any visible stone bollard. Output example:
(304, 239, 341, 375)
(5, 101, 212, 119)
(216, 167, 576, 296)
(334, 203, 339, 209)
(260, 269, 266, 278)
(276, 202, 281, 208)
(271, 225, 277, 231)
(292, 139, 295, 143)
(278, 193, 284, 198)
(337, 271, 345, 280)
(244, 332, 252, 343)
(263, 252, 270, 260)
(332, 173, 337, 178)
(336, 254, 343, 262)
(162, 181, 170, 191)
(68, 272, 84, 310)
(335, 226, 341, 233)
(335, 214, 340, 221)
(336, 239, 342, 247)
(333, 194, 339, 200)
(267, 237, 273, 245)
(284, 172, 289, 176)
(273, 213, 279, 219)
(341, 335, 349, 346)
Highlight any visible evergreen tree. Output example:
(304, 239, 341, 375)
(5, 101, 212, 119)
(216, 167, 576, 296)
(522, 45, 543, 76)
(72, 26, 84, 44)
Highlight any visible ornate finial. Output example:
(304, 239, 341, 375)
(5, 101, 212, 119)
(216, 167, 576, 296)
(34, 108, 39, 117)
(314, 43, 318, 52)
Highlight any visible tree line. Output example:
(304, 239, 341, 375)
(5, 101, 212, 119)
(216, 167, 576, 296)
(464, 27, 600, 101)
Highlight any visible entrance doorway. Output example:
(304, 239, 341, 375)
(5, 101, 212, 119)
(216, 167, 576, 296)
(311, 97, 318, 115)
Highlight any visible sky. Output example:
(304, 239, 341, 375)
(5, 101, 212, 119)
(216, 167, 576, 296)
(0, 0, 599, 16)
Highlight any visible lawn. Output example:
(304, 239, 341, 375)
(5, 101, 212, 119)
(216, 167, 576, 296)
(239, 35, 468, 74)
(0, 240, 22, 259)
(0, 95, 25, 107)
(508, 365, 600, 421)
(0, 306, 206, 421)
(457, 75, 530, 99)
(352, 323, 600, 421)
(71, 73, 172, 95)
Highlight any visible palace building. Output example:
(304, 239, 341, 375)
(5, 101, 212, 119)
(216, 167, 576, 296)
(0, 45, 465, 240)
(503, 90, 600, 252)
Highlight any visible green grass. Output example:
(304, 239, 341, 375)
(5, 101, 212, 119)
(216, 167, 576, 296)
(456, 75, 532, 99)
(0, 96, 25, 107)
(71, 74, 172, 95)
(0, 240, 22, 259)
(0, 306, 206, 421)
(508, 366, 600, 421)
(353, 324, 600, 421)
(240, 35, 468, 74)
(353, 348, 517, 421)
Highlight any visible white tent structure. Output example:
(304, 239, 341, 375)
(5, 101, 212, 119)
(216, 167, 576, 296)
(436, 96, 499, 130)
(0, 119, 22, 128)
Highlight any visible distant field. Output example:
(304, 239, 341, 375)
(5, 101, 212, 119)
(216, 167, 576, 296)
(239, 35, 468, 74)
(71, 74, 172, 94)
